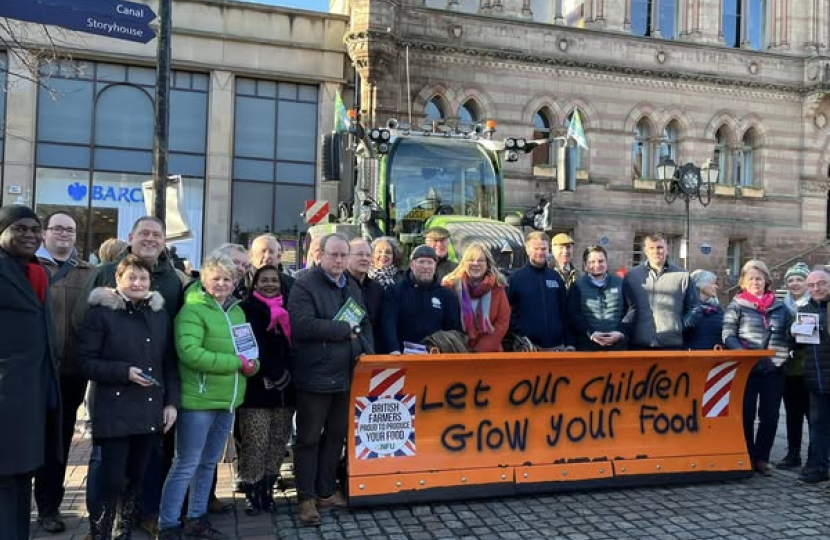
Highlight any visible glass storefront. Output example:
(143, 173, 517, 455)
(34, 60, 207, 266)
(231, 78, 317, 246)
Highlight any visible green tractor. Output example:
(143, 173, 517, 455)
(311, 117, 552, 272)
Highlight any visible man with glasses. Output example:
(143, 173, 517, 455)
(0, 205, 61, 540)
(795, 269, 830, 484)
(33, 212, 94, 534)
(424, 227, 457, 282)
(346, 238, 384, 351)
(287, 233, 373, 526)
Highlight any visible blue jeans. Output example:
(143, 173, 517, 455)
(806, 392, 830, 473)
(158, 410, 233, 530)
(742, 367, 785, 463)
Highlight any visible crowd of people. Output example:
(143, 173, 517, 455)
(1, 204, 829, 540)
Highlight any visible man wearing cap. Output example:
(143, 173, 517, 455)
(381, 244, 462, 354)
(424, 226, 458, 283)
(550, 232, 582, 289)
(0, 205, 61, 540)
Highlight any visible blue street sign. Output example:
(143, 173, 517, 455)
(0, 0, 156, 44)
(38, 0, 156, 23)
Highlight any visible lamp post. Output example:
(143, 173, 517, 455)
(656, 156, 719, 269)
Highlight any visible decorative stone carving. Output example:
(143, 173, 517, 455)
(800, 179, 830, 196)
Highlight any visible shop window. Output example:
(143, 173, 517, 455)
(34, 59, 208, 262)
(631, 0, 678, 38)
(94, 85, 154, 149)
(232, 78, 319, 236)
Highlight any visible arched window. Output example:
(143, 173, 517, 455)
(94, 85, 154, 149)
(631, 0, 678, 38)
(532, 109, 555, 167)
(633, 118, 652, 180)
(457, 99, 481, 125)
(660, 120, 680, 162)
(737, 130, 756, 187)
(723, 0, 765, 50)
(424, 97, 446, 121)
(562, 110, 585, 191)
(714, 127, 730, 184)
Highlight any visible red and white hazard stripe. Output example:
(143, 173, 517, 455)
(368, 368, 406, 397)
(304, 200, 330, 225)
(701, 361, 738, 418)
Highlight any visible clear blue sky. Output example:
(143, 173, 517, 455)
(239, 0, 329, 12)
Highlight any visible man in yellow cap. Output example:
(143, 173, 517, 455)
(549, 232, 581, 289)
(424, 226, 458, 282)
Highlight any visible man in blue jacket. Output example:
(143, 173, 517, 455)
(382, 245, 462, 354)
(507, 231, 573, 350)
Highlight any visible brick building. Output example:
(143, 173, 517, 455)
(335, 0, 830, 284)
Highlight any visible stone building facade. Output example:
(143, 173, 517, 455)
(0, 0, 348, 265)
(337, 0, 830, 283)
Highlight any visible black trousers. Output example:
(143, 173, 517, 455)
(34, 375, 87, 516)
(0, 472, 34, 540)
(294, 390, 350, 501)
(782, 374, 810, 458)
(91, 434, 158, 517)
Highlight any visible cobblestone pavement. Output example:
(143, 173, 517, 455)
(31, 410, 828, 540)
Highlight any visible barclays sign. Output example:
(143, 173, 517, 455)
(67, 181, 144, 204)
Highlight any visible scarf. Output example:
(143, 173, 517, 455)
(737, 290, 776, 314)
(784, 291, 810, 315)
(369, 265, 398, 289)
(455, 273, 496, 340)
(253, 291, 291, 344)
(25, 263, 48, 304)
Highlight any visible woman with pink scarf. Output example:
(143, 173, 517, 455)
(723, 259, 791, 477)
(442, 243, 510, 352)
(238, 265, 294, 515)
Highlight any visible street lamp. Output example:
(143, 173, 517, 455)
(656, 156, 719, 269)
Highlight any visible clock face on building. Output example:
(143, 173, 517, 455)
(680, 169, 699, 194)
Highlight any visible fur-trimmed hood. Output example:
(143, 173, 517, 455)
(88, 287, 165, 312)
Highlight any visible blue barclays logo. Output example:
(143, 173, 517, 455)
(67, 182, 88, 201)
(66, 182, 144, 204)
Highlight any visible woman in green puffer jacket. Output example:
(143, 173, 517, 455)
(157, 254, 259, 540)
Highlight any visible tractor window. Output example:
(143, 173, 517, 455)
(387, 138, 498, 234)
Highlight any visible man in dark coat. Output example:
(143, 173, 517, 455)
(424, 226, 458, 283)
(381, 245, 463, 354)
(796, 269, 830, 484)
(507, 231, 573, 350)
(240, 234, 295, 298)
(0, 205, 61, 540)
(286, 233, 373, 526)
(346, 238, 384, 351)
(33, 211, 95, 533)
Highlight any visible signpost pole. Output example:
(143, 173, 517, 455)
(152, 0, 172, 222)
